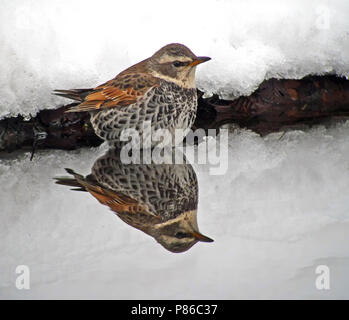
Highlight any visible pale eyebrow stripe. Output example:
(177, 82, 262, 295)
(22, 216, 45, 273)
(158, 54, 192, 63)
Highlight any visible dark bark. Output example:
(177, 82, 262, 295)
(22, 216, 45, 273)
(0, 103, 103, 153)
(1, 75, 349, 154)
(195, 75, 349, 134)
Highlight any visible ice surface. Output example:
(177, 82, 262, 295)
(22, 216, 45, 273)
(1, 0, 349, 118)
(1, 123, 349, 299)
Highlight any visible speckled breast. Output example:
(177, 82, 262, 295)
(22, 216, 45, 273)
(89, 80, 197, 147)
(92, 149, 198, 221)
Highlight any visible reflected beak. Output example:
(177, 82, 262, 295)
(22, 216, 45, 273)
(192, 231, 214, 242)
(188, 56, 211, 67)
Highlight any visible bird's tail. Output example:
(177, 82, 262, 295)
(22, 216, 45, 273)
(54, 168, 87, 192)
(53, 88, 92, 102)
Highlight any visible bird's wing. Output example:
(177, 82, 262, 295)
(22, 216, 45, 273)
(65, 73, 159, 113)
(56, 168, 153, 214)
(75, 172, 151, 214)
(88, 186, 151, 214)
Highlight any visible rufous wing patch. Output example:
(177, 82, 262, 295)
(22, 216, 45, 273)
(79, 179, 152, 215)
(65, 73, 159, 113)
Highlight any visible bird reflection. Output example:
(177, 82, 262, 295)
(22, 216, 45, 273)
(55, 149, 213, 253)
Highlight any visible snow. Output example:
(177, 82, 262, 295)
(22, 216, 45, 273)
(1, 123, 349, 299)
(1, 0, 349, 118)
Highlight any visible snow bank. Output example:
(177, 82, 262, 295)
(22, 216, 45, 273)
(1, 124, 349, 299)
(0, 0, 349, 118)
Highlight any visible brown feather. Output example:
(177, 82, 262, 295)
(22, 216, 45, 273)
(57, 168, 153, 216)
(65, 71, 159, 113)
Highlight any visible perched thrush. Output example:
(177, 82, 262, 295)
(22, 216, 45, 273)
(54, 43, 210, 147)
(55, 149, 213, 253)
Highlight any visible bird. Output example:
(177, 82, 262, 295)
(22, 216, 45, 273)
(54, 43, 210, 148)
(54, 148, 213, 253)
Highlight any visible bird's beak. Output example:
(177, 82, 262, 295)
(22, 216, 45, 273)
(188, 56, 211, 67)
(191, 231, 214, 242)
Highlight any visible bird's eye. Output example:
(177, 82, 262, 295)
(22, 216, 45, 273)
(175, 232, 189, 239)
(173, 61, 183, 67)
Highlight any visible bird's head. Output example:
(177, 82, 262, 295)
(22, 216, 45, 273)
(152, 210, 213, 253)
(147, 43, 211, 88)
